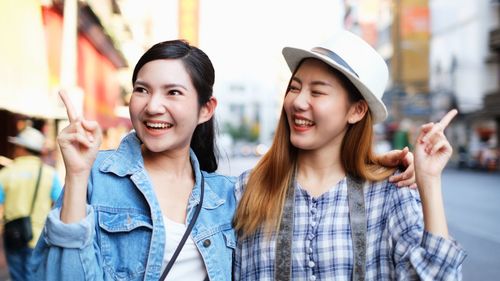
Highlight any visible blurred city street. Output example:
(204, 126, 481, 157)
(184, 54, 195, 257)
(442, 168, 500, 281)
(1, 0, 500, 279)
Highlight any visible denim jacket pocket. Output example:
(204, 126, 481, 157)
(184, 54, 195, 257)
(97, 209, 153, 280)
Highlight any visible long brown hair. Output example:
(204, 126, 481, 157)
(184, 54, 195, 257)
(234, 60, 395, 237)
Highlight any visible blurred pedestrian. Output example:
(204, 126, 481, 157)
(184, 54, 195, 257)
(0, 126, 62, 281)
(393, 118, 413, 150)
(233, 29, 465, 280)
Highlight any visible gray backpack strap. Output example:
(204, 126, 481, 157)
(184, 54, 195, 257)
(346, 176, 367, 281)
(274, 168, 297, 281)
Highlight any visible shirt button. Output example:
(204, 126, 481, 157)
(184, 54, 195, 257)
(310, 208, 317, 214)
(310, 275, 317, 281)
(310, 221, 316, 227)
(308, 247, 313, 253)
(203, 239, 211, 247)
(308, 233, 314, 240)
(308, 261, 315, 268)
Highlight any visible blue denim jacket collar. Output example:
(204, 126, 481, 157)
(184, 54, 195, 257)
(97, 132, 226, 210)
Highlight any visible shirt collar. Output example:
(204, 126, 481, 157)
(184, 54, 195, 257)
(99, 132, 225, 208)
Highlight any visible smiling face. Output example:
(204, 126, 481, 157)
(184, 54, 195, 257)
(284, 58, 366, 153)
(129, 59, 210, 154)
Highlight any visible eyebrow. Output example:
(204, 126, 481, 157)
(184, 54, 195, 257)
(291, 77, 333, 87)
(134, 80, 188, 91)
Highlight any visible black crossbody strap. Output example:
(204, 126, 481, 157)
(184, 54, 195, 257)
(29, 162, 43, 216)
(346, 176, 367, 281)
(274, 166, 296, 281)
(159, 174, 205, 281)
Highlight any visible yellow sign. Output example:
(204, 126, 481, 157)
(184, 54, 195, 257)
(179, 0, 199, 46)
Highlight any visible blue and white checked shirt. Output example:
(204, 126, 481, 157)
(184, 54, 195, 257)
(234, 170, 466, 281)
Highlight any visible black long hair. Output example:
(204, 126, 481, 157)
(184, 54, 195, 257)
(132, 40, 219, 172)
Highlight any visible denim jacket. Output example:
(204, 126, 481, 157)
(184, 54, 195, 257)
(31, 132, 237, 281)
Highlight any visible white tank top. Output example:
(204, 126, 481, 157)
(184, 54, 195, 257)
(160, 216, 207, 280)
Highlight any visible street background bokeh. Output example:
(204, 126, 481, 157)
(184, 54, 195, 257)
(0, 0, 499, 280)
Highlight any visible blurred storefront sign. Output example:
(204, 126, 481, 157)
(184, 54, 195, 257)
(179, 0, 199, 46)
(393, 0, 430, 93)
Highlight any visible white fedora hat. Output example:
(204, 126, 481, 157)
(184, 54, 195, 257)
(8, 126, 45, 152)
(282, 29, 389, 123)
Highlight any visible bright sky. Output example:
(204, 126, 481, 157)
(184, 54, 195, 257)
(118, 0, 346, 97)
(199, 0, 345, 85)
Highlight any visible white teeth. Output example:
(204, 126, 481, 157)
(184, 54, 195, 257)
(146, 122, 172, 129)
(294, 119, 314, 126)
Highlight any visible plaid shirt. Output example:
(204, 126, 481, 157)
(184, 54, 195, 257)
(234, 170, 466, 281)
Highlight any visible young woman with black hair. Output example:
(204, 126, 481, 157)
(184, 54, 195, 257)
(31, 40, 236, 281)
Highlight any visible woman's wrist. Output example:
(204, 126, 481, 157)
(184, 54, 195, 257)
(416, 173, 441, 192)
(61, 174, 89, 223)
(416, 175, 449, 238)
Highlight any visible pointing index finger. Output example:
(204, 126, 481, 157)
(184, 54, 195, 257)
(438, 109, 458, 129)
(59, 90, 79, 123)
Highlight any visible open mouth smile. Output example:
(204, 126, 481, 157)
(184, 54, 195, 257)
(144, 121, 173, 130)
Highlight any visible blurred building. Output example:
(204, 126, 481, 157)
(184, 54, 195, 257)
(343, 0, 431, 153)
(216, 78, 279, 148)
(343, 0, 499, 170)
(0, 0, 130, 163)
(344, 0, 431, 124)
(484, 1, 500, 150)
(475, 0, 500, 156)
(45, 0, 129, 127)
(430, 0, 498, 169)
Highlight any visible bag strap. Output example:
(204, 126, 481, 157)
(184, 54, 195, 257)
(274, 166, 296, 281)
(346, 176, 367, 281)
(29, 162, 44, 216)
(159, 173, 205, 281)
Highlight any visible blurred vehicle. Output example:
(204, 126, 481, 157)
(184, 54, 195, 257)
(255, 143, 269, 156)
(231, 141, 269, 158)
(475, 146, 498, 171)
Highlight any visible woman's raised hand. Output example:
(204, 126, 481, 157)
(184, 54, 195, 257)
(57, 90, 102, 176)
(58, 90, 102, 223)
(414, 109, 457, 238)
(415, 109, 458, 181)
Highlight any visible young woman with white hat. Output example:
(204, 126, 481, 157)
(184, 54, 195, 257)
(233, 30, 465, 280)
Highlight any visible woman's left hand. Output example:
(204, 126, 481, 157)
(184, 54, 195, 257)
(414, 109, 458, 181)
(378, 147, 416, 188)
